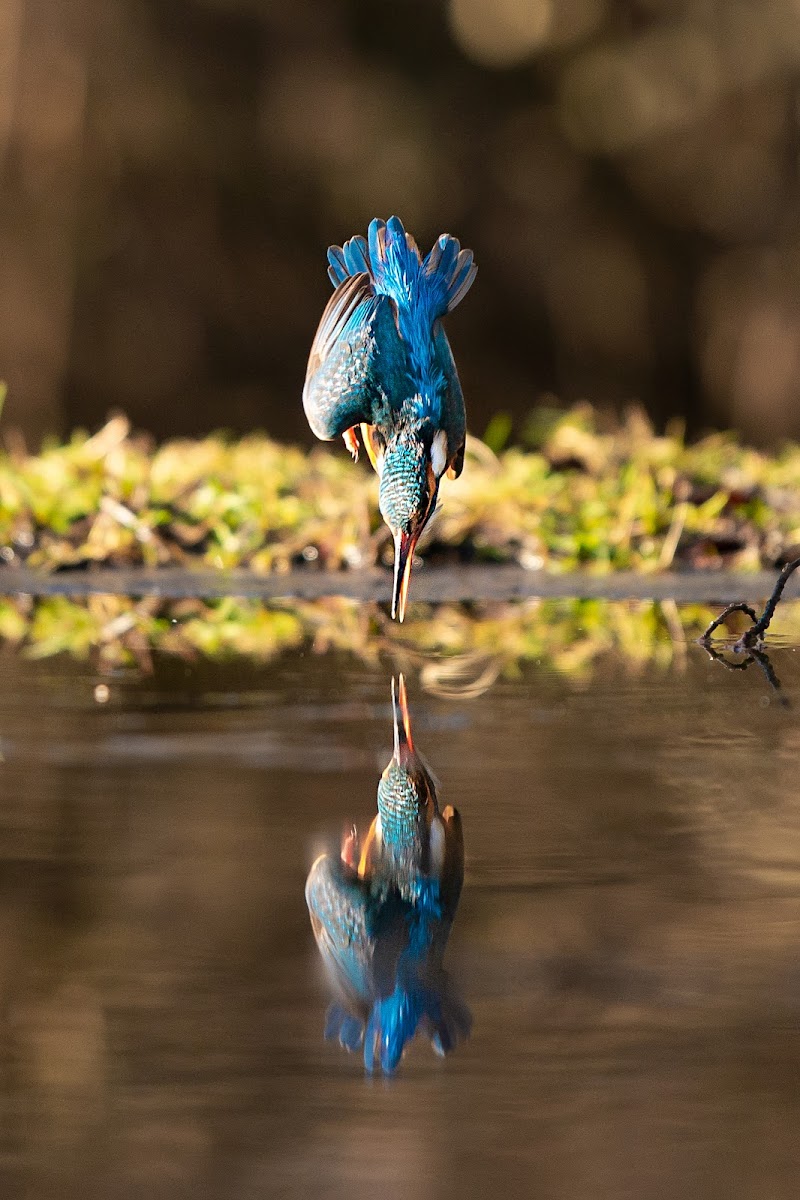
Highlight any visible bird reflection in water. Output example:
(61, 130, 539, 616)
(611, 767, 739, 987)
(305, 675, 470, 1074)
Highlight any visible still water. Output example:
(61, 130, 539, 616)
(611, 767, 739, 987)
(1, 603, 800, 1198)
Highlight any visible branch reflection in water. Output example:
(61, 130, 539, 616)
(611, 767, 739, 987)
(305, 674, 470, 1074)
(701, 643, 789, 707)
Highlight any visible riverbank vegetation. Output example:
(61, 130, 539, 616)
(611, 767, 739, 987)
(2, 405, 800, 577)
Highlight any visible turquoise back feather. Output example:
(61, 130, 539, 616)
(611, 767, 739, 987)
(324, 215, 475, 427)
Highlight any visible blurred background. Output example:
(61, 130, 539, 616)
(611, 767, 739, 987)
(2, 0, 800, 451)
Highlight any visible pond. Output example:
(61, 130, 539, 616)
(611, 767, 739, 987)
(1, 597, 799, 1198)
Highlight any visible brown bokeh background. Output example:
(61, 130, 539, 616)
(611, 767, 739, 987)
(2, 0, 800, 450)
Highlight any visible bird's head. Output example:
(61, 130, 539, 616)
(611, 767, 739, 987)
(370, 674, 446, 894)
(378, 427, 448, 621)
(386, 673, 437, 814)
(341, 676, 463, 910)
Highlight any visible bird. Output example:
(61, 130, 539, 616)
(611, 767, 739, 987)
(302, 216, 477, 621)
(305, 675, 470, 1073)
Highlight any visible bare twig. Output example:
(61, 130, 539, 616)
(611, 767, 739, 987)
(741, 556, 800, 647)
(698, 557, 800, 707)
(699, 601, 760, 643)
(699, 557, 800, 649)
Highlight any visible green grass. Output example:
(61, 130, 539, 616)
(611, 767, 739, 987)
(2, 404, 800, 575)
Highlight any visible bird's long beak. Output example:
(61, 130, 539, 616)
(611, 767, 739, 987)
(391, 531, 418, 622)
(391, 674, 414, 761)
(390, 674, 439, 836)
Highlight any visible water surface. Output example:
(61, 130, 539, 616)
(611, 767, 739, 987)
(1, 609, 799, 1198)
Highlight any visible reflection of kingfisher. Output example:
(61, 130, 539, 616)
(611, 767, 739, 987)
(305, 675, 470, 1073)
(303, 216, 477, 621)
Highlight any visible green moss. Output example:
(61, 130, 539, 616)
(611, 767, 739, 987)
(2, 405, 800, 574)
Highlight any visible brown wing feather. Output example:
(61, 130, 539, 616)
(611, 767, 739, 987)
(305, 272, 372, 383)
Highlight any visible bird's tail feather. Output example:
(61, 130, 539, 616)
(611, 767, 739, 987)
(366, 216, 421, 305)
(424, 233, 477, 314)
(362, 973, 472, 1073)
(327, 235, 371, 285)
(326, 216, 476, 318)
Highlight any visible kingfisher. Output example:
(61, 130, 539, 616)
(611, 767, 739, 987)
(302, 216, 477, 621)
(305, 675, 470, 1074)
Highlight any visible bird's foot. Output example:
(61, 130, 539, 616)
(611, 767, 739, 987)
(343, 427, 360, 461)
(340, 824, 360, 871)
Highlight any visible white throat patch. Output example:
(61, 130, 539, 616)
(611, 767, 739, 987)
(431, 429, 448, 479)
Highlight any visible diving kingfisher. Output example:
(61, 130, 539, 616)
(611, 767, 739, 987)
(305, 675, 470, 1074)
(302, 216, 477, 621)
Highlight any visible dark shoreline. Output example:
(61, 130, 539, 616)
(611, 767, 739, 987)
(2, 565, 798, 604)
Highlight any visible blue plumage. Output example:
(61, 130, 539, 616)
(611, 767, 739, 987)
(305, 852, 469, 1074)
(304, 216, 476, 620)
(305, 675, 470, 1074)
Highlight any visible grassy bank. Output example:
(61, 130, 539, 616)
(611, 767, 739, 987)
(2, 406, 800, 576)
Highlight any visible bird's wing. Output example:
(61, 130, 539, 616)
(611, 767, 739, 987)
(303, 272, 404, 440)
(305, 853, 373, 1009)
(433, 322, 467, 476)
